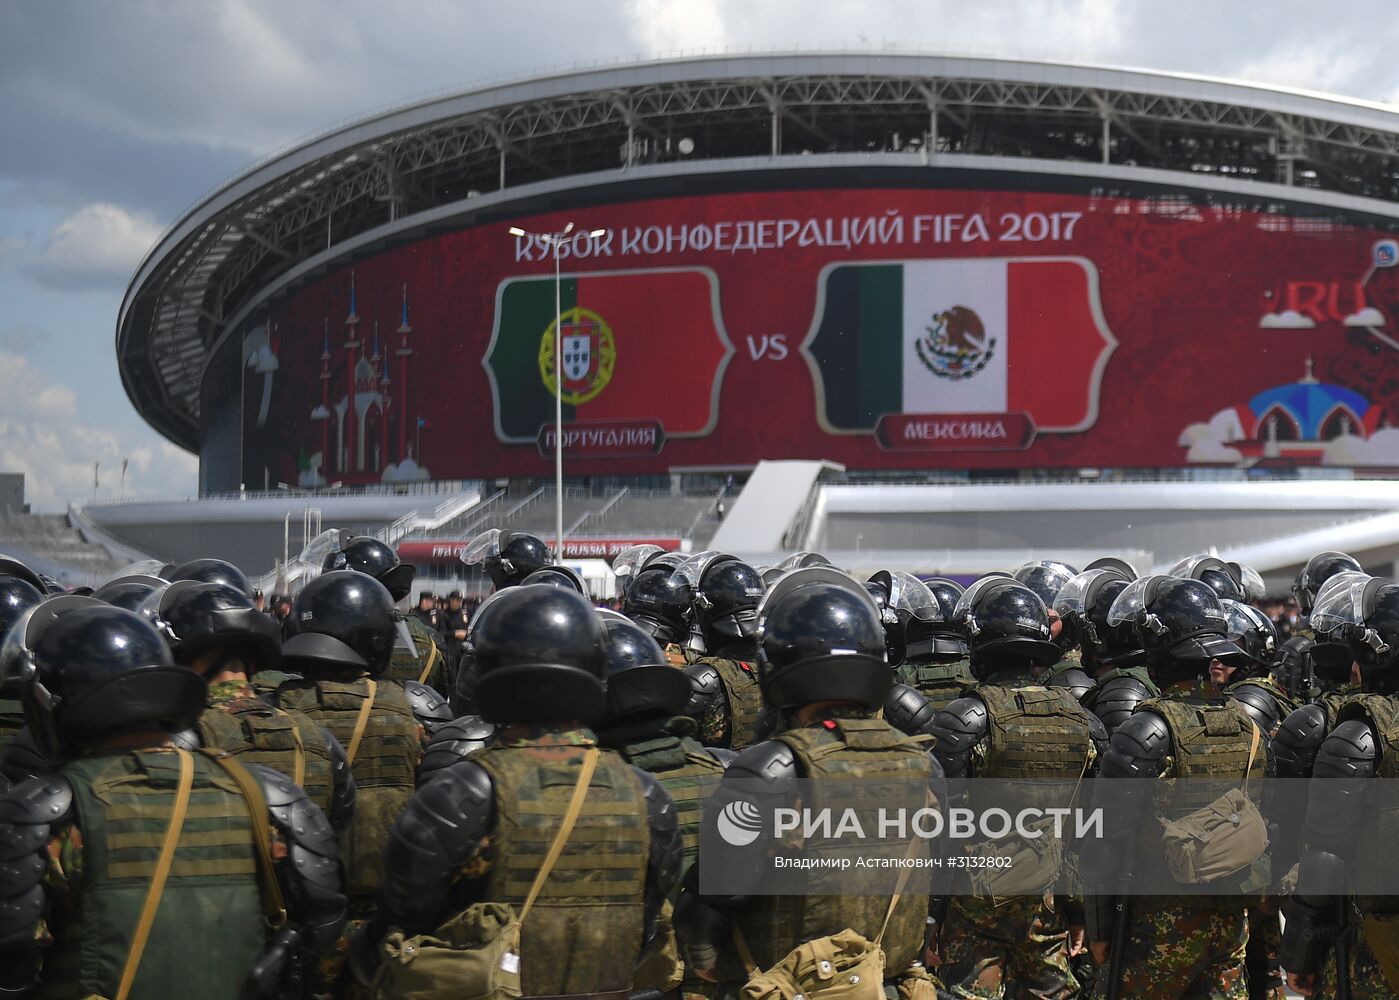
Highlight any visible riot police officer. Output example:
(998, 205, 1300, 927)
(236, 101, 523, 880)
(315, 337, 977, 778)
(679, 552, 767, 751)
(1293, 551, 1364, 633)
(459, 527, 553, 590)
(273, 569, 439, 991)
(1086, 576, 1266, 998)
(325, 532, 450, 691)
(157, 580, 356, 833)
(870, 571, 974, 711)
(675, 568, 944, 994)
(929, 578, 1102, 999)
(0, 604, 345, 998)
(623, 562, 696, 665)
(1054, 567, 1159, 734)
(350, 585, 682, 996)
(1219, 598, 1296, 735)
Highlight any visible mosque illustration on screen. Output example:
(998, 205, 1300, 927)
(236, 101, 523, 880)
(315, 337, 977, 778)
(1178, 359, 1399, 467)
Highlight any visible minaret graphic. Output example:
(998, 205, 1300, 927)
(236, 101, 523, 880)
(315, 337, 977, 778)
(396, 284, 414, 461)
(342, 273, 361, 472)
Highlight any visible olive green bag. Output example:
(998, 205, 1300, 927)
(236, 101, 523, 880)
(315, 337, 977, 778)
(1159, 720, 1267, 885)
(370, 750, 599, 1000)
(732, 836, 922, 1000)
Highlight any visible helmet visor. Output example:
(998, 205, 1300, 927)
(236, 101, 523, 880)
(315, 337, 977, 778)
(1233, 564, 1266, 602)
(887, 571, 941, 622)
(1106, 576, 1167, 627)
(300, 528, 353, 570)
(676, 550, 728, 588)
(460, 528, 505, 566)
(612, 544, 664, 580)
(1053, 568, 1118, 619)
(952, 574, 1013, 622)
(1310, 576, 1373, 635)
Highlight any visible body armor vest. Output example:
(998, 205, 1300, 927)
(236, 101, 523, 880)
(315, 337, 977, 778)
(704, 657, 763, 750)
(972, 684, 1096, 782)
(725, 718, 932, 981)
(616, 731, 724, 867)
(196, 702, 336, 818)
(899, 657, 975, 712)
(277, 676, 420, 900)
(1317, 684, 1364, 729)
(1134, 697, 1267, 894)
(41, 750, 265, 1000)
(473, 744, 651, 995)
(386, 615, 446, 689)
(1335, 694, 1399, 915)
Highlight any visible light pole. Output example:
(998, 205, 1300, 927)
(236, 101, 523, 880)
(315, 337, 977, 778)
(507, 222, 607, 564)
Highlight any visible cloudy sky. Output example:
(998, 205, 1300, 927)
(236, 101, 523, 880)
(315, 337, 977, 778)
(3, 0, 1398, 510)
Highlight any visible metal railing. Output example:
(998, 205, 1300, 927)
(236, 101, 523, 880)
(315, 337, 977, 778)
(566, 487, 630, 536)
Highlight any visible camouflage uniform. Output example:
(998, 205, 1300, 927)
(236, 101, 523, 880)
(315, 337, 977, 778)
(665, 642, 700, 667)
(1094, 904, 1248, 999)
(897, 656, 975, 712)
(384, 613, 448, 691)
(940, 894, 1077, 999)
(693, 656, 764, 750)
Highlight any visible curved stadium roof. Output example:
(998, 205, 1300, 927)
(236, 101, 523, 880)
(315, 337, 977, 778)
(118, 51, 1399, 452)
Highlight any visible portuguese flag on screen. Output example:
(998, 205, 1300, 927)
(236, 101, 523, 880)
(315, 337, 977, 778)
(806, 258, 1116, 432)
(486, 269, 731, 442)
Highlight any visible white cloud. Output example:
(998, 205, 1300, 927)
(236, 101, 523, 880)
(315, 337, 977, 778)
(22, 203, 162, 290)
(1345, 306, 1386, 327)
(0, 350, 197, 511)
(627, 0, 730, 53)
(1179, 407, 1247, 464)
(1324, 428, 1399, 466)
(1259, 309, 1316, 329)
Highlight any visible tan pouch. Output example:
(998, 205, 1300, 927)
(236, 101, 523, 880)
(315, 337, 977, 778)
(737, 929, 887, 1000)
(964, 814, 1066, 899)
(1361, 913, 1399, 995)
(370, 749, 599, 1000)
(1159, 722, 1268, 885)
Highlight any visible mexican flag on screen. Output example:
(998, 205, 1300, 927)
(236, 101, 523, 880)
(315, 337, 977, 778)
(805, 258, 1116, 432)
(485, 269, 731, 441)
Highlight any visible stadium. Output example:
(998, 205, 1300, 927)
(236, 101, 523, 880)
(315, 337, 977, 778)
(63, 52, 1399, 588)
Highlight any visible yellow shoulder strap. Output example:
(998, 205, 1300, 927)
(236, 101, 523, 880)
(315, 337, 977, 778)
(114, 747, 194, 1000)
(344, 678, 377, 766)
(417, 641, 441, 686)
(201, 749, 289, 929)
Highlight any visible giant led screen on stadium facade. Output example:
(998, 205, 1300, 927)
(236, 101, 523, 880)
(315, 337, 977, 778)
(237, 184, 1399, 488)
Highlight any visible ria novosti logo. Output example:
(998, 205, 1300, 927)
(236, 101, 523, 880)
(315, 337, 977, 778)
(716, 800, 764, 846)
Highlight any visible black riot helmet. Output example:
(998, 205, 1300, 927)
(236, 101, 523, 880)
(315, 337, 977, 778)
(683, 553, 765, 646)
(1221, 599, 1279, 671)
(622, 565, 692, 645)
(461, 528, 553, 589)
(612, 544, 666, 586)
(1294, 551, 1364, 614)
(157, 581, 282, 674)
(324, 534, 416, 602)
(0, 578, 45, 695)
(0, 555, 48, 594)
(755, 571, 891, 711)
(910, 577, 970, 662)
(1166, 556, 1245, 603)
(520, 566, 586, 594)
(92, 575, 168, 613)
(955, 579, 1060, 677)
(1053, 568, 1139, 671)
(168, 558, 251, 596)
(1311, 576, 1399, 692)
(282, 570, 396, 677)
(1085, 557, 1138, 581)
(598, 618, 693, 726)
(866, 570, 944, 667)
(468, 586, 607, 725)
(1107, 576, 1247, 681)
(1012, 561, 1078, 608)
(777, 551, 833, 570)
(21, 604, 205, 757)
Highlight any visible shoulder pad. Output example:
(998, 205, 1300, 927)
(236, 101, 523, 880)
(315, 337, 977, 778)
(884, 683, 938, 737)
(0, 776, 72, 862)
(385, 762, 496, 873)
(0, 727, 52, 785)
(703, 746, 739, 768)
(726, 739, 799, 786)
(250, 764, 338, 860)
(634, 767, 679, 835)
(403, 681, 454, 733)
(417, 716, 497, 784)
(1314, 720, 1380, 779)
(1099, 710, 1171, 778)
(929, 697, 990, 752)
(1274, 704, 1328, 773)
(1048, 667, 1095, 702)
(1229, 683, 1287, 734)
(682, 662, 723, 718)
(1091, 675, 1156, 734)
